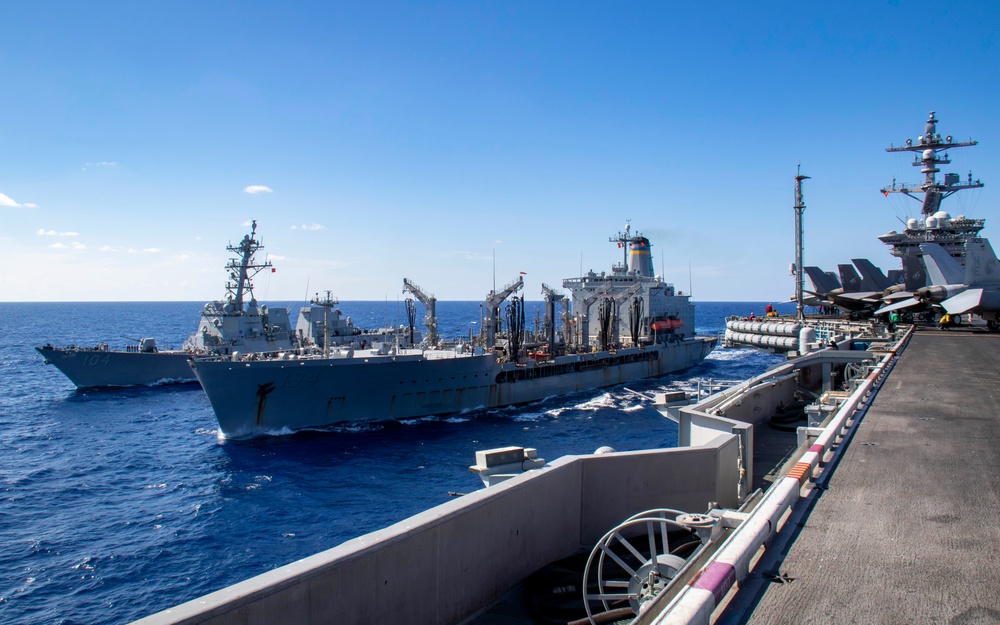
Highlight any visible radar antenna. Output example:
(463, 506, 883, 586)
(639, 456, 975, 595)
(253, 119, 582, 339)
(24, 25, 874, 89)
(881, 111, 983, 217)
(225, 219, 272, 313)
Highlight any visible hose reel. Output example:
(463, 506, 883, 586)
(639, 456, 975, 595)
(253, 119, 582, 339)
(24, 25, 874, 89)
(581, 508, 720, 623)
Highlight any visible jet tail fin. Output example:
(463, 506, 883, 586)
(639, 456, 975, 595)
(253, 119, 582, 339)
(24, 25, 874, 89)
(852, 259, 892, 291)
(919, 244, 964, 285)
(838, 264, 863, 293)
(963, 239, 1000, 286)
(901, 254, 926, 290)
(804, 267, 840, 294)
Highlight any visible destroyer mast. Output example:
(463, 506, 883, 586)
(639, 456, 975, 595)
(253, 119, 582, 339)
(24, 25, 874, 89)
(225, 219, 272, 312)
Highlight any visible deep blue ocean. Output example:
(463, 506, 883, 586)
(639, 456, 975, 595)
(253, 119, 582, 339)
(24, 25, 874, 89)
(0, 300, 786, 624)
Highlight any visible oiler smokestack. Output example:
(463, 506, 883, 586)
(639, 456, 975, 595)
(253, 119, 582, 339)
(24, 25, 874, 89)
(629, 236, 654, 277)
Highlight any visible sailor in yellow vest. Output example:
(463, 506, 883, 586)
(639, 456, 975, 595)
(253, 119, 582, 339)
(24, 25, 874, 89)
(939, 313, 952, 330)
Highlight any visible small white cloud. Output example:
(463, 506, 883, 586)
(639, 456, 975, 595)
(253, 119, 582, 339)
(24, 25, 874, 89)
(127, 248, 138, 254)
(37, 228, 80, 237)
(291, 223, 324, 231)
(0, 193, 38, 209)
(82, 161, 118, 171)
(175, 254, 190, 260)
(100, 246, 114, 252)
(244, 185, 273, 194)
(143, 247, 162, 253)
(48, 241, 85, 250)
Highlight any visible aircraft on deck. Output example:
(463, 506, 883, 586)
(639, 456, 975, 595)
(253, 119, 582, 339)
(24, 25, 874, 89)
(802, 260, 897, 318)
(875, 239, 1000, 330)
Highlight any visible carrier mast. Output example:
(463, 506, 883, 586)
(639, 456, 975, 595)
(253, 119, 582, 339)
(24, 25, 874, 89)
(878, 112, 986, 285)
(882, 111, 982, 217)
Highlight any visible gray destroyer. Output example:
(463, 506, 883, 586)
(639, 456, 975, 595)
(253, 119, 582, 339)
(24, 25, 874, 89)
(36, 221, 296, 388)
(191, 225, 717, 437)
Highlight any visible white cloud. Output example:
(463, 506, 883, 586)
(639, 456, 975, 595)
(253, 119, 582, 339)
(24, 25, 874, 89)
(82, 161, 118, 171)
(49, 241, 85, 250)
(0, 193, 38, 209)
(291, 223, 324, 231)
(100, 246, 114, 252)
(244, 185, 273, 194)
(37, 228, 80, 237)
(143, 248, 161, 253)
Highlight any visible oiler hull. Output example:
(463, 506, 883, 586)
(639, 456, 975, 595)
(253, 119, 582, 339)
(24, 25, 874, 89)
(191, 337, 717, 438)
(36, 347, 196, 388)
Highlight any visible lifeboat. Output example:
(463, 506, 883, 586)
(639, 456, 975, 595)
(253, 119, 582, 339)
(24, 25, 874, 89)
(651, 319, 683, 331)
(529, 347, 550, 361)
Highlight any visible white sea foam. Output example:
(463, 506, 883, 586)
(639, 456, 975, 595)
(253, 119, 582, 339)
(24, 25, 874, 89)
(573, 392, 615, 411)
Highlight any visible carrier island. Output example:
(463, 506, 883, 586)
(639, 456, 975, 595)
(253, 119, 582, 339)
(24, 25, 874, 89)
(191, 225, 717, 437)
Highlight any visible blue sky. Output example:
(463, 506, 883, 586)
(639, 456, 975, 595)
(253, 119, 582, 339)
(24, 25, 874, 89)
(2, 1, 997, 302)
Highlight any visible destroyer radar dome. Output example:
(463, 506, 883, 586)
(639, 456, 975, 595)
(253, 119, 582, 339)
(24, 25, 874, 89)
(923, 149, 935, 160)
(934, 211, 951, 226)
(907, 218, 919, 230)
(926, 216, 939, 228)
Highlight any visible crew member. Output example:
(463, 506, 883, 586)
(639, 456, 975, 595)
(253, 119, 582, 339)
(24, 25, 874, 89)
(939, 313, 952, 330)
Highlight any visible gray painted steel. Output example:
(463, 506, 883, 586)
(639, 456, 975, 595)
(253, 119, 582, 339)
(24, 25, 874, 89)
(193, 338, 716, 437)
(194, 225, 717, 437)
(35, 347, 196, 387)
(721, 327, 1000, 624)
(131, 442, 740, 625)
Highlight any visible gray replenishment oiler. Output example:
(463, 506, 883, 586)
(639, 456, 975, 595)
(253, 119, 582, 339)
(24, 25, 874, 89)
(35, 221, 295, 388)
(191, 224, 718, 437)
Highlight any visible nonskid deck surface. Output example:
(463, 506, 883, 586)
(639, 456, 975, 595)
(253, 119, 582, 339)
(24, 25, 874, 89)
(720, 326, 1000, 624)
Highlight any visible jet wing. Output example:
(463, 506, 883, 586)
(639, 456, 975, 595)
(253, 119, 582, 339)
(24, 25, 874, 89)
(837, 291, 882, 302)
(883, 290, 914, 301)
(941, 288, 984, 314)
(874, 298, 922, 315)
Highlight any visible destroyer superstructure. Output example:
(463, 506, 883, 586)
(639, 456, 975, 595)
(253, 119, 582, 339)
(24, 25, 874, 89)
(191, 225, 717, 437)
(36, 221, 296, 387)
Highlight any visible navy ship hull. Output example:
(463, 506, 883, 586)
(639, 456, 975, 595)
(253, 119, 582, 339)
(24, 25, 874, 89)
(192, 337, 716, 438)
(36, 347, 196, 388)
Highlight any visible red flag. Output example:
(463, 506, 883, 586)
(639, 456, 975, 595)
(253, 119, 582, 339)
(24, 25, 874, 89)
(519, 271, 526, 275)
(272, 268, 276, 273)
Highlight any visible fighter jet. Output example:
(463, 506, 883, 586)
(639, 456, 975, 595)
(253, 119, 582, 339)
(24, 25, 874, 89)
(875, 239, 1000, 330)
(801, 264, 882, 317)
